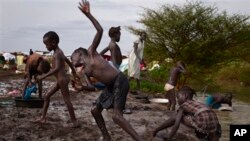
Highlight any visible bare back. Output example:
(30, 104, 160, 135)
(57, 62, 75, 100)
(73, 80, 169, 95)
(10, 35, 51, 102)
(109, 42, 122, 66)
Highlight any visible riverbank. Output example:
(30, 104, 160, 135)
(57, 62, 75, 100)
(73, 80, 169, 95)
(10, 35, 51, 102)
(0, 70, 250, 141)
(0, 78, 197, 141)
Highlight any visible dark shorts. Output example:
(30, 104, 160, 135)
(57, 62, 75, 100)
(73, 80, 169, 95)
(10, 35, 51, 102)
(95, 72, 129, 110)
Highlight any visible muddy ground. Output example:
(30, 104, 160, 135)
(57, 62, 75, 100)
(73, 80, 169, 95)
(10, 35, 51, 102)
(0, 71, 249, 141)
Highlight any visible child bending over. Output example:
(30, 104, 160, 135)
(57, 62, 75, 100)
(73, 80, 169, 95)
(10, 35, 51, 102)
(22, 52, 51, 99)
(205, 92, 232, 109)
(152, 86, 221, 141)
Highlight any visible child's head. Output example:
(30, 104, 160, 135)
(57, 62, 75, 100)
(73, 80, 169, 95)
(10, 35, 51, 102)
(43, 31, 60, 51)
(37, 58, 51, 74)
(71, 47, 89, 73)
(109, 26, 121, 42)
(177, 86, 196, 105)
(139, 31, 147, 40)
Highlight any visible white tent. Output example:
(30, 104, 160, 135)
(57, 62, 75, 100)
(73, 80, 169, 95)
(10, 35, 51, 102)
(3, 53, 15, 61)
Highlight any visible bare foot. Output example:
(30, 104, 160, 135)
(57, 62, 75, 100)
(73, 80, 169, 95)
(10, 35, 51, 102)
(33, 117, 47, 124)
(99, 136, 111, 141)
(70, 120, 81, 128)
(123, 108, 132, 114)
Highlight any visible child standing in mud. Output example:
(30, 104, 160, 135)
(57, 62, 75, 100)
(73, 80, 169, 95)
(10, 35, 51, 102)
(22, 52, 51, 99)
(71, 1, 142, 140)
(100, 26, 123, 69)
(164, 61, 186, 111)
(35, 31, 79, 127)
(151, 86, 221, 141)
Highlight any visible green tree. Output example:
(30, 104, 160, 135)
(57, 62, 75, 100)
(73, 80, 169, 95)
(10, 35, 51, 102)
(128, 1, 250, 68)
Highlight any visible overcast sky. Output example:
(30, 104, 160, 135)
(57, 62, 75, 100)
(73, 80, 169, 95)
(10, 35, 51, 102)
(0, 0, 249, 55)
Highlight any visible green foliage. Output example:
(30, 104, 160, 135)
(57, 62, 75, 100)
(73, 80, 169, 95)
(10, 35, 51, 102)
(128, 1, 250, 68)
(147, 63, 170, 83)
(239, 66, 250, 86)
(129, 79, 164, 93)
(214, 61, 250, 86)
(127, 0, 250, 101)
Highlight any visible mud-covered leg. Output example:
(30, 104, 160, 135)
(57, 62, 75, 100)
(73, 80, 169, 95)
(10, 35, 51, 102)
(60, 82, 78, 127)
(91, 106, 111, 141)
(169, 89, 176, 111)
(165, 91, 171, 110)
(35, 83, 59, 123)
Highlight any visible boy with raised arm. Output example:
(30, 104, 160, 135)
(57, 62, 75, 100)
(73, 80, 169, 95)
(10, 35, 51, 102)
(71, 1, 142, 140)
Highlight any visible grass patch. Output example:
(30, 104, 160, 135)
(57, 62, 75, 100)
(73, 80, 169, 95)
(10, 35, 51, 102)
(129, 79, 164, 94)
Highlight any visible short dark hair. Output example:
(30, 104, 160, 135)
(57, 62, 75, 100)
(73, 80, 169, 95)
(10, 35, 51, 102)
(43, 31, 60, 44)
(72, 47, 88, 57)
(108, 26, 121, 38)
(41, 60, 51, 73)
(178, 86, 197, 99)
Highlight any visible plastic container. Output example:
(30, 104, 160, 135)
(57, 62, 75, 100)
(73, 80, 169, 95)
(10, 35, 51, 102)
(15, 96, 44, 108)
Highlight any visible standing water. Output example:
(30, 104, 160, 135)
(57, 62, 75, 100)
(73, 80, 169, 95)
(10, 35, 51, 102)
(195, 95, 250, 141)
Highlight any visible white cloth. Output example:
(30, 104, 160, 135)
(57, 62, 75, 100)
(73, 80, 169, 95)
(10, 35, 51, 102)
(128, 39, 145, 79)
(119, 58, 129, 72)
(164, 83, 174, 91)
(3, 53, 15, 61)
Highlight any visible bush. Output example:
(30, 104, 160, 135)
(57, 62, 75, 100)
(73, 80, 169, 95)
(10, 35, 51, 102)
(147, 63, 171, 83)
(239, 66, 250, 86)
(129, 79, 164, 93)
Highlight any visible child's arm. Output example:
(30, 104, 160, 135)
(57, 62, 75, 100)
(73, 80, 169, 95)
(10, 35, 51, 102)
(100, 46, 109, 55)
(167, 108, 184, 140)
(22, 65, 32, 98)
(152, 109, 182, 137)
(78, 0, 103, 55)
(22, 77, 30, 98)
(37, 53, 61, 81)
(64, 56, 79, 79)
(72, 74, 95, 91)
(153, 116, 175, 137)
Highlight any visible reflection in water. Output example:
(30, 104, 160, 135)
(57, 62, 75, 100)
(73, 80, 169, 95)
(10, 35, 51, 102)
(0, 99, 15, 107)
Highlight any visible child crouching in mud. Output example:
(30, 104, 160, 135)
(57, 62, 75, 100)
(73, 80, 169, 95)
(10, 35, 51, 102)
(151, 86, 221, 141)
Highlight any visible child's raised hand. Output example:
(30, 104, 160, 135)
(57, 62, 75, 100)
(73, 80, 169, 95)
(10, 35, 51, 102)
(78, 0, 90, 14)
